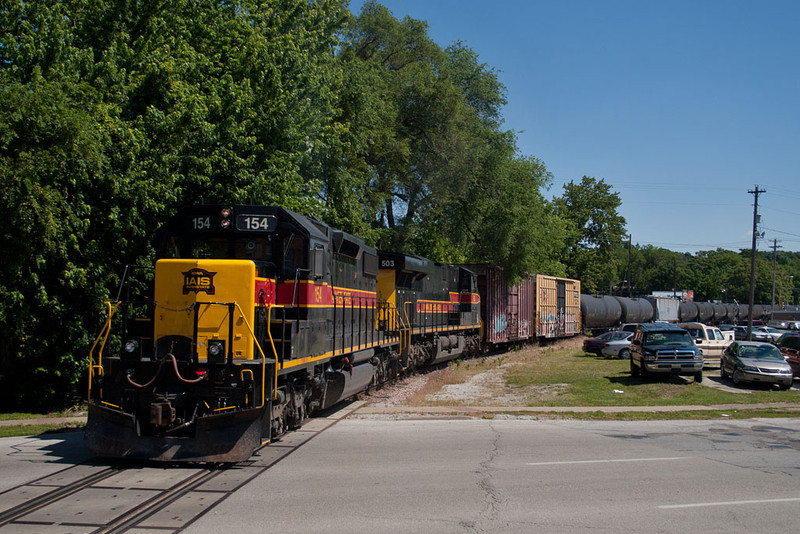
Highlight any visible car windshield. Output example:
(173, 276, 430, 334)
(610, 332, 631, 341)
(738, 345, 784, 361)
(644, 332, 693, 346)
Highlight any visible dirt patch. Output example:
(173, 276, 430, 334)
(363, 338, 581, 407)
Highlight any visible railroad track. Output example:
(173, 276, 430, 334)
(0, 401, 362, 533)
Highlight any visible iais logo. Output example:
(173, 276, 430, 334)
(182, 268, 217, 295)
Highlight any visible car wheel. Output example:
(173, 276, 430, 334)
(779, 383, 792, 391)
(732, 368, 742, 385)
(720, 361, 727, 379)
(694, 371, 703, 383)
(639, 361, 648, 380)
(630, 358, 639, 377)
(619, 348, 630, 360)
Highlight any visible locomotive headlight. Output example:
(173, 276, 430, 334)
(208, 340, 224, 357)
(123, 339, 139, 353)
(220, 207, 231, 229)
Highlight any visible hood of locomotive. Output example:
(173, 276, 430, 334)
(154, 258, 259, 361)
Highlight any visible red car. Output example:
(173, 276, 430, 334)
(776, 333, 800, 377)
(583, 331, 628, 356)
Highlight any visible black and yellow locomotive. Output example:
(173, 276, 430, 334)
(87, 205, 482, 462)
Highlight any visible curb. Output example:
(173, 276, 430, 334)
(355, 402, 800, 415)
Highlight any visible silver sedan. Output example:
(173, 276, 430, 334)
(600, 332, 633, 359)
(720, 341, 793, 390)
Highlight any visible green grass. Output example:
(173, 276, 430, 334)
(0, 423, 84, 438)
(505, 344, 800, 408)
(0, 406, 87, 422)
(0, 406, 86, 438)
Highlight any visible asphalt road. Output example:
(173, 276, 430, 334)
(186, 415, 800, 534)
(1, 411, 799, 533)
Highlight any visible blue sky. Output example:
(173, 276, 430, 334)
(348, 0, 800, 253)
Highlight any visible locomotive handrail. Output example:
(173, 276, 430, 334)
(403, 301, 413, 358)
(185, 300, 277, 406)
(395, 305, 407, 357)
(233, 301, 277, 406)
(264, 303, 281, 402)
(87, 300, 121, 402)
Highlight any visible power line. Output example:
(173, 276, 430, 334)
(763, 227, 800, 239)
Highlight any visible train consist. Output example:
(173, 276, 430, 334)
(86, 204, 581, 462)
(581, 294, 769, 331)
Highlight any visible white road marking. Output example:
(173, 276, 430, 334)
(526, 457, 688, 466)
(660, 497, 800, 509)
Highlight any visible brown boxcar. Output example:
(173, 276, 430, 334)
(461, 265, 580, 345)
(460, 264, 516, 345)
(534, 274, 581, 339)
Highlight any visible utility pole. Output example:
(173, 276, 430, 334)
(626, 234, 632, 297)
(748, 185, 766, 340)
(672, 257, 677, 299)
(771, 238, 782, 309)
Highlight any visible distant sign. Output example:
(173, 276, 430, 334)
(651, 290, 694, 301)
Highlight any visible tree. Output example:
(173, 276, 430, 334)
(336, 2, 564, 279)
(0, 0, 350, 409)
(553, 176, 627, 293)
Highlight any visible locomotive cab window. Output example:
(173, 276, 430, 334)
(282, 233, 307, 279)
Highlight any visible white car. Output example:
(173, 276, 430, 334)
(751, 326, 783, 343)
(600, 332, 634, 359)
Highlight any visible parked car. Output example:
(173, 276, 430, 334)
(583, 331, 627, 355)
(775, 333, 800, 377)
(732, 325, 782, 343)
(629, 323, 704, 382)
(751, 326, 783, 343)
(720, 341, 793, 390)
(678, 322, 732, 363)
(600, 332, 634, 359)
(733, 326, 748, 340)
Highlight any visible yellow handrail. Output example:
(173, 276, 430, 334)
(403, 301, 413, 362)
(87, 301, 121, 402)
(233, 302, 277, 407)
(395, 305, 407, 357)
(265, 303, 281, 401)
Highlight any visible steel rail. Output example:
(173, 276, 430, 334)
(0, 465, 121, 527)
